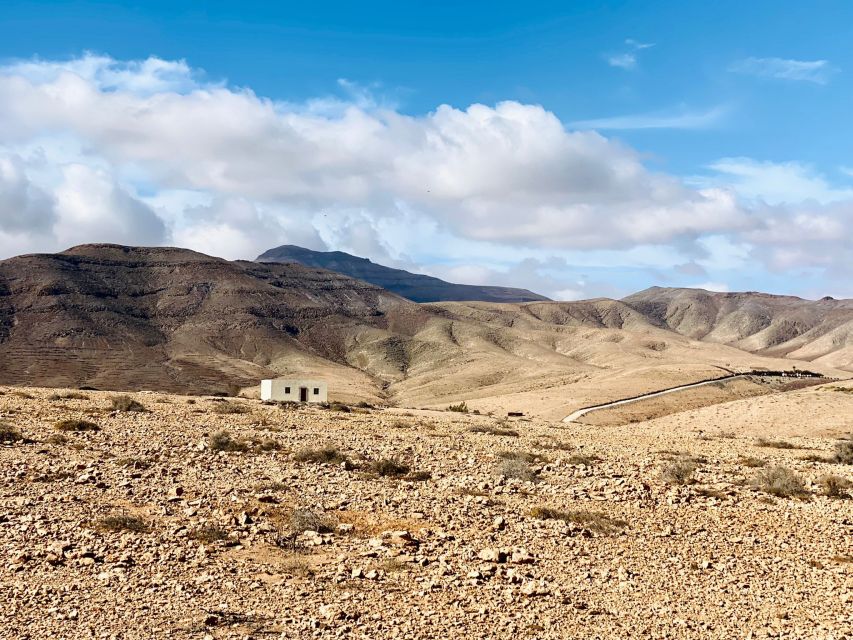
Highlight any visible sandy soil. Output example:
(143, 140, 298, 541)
(1, 384, 851, 639)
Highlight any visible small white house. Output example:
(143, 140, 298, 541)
(261, 379, 328, 403)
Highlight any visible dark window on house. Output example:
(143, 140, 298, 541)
(285, 387, 291, 394)
(313, 388, 320, 395)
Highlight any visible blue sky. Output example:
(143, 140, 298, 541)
(0, 1, 851, 299)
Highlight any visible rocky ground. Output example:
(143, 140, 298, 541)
(1, 385, 851, 639)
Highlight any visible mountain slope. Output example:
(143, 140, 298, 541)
(622, 286, 853, 370)
(256, 244, 550, 303)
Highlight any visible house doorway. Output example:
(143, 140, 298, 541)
(299, 387, 308, 402)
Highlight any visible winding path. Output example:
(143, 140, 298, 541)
(562, 374, 746, 423)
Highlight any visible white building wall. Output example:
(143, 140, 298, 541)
(261, 379, 328, 403)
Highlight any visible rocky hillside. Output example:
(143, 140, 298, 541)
(0, 244, 428, 395)
(622, 287, 853, 369)
(256, 245, 550, 303)
(0, 247, 846, 409)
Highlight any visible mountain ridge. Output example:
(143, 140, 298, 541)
(256, 244, 550, 303)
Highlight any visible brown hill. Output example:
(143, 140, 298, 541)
(0, 247, 847, 416)
(622, 287, 853, 370)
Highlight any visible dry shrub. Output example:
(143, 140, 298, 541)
(273, 508, 337, 551)
(208, 430, 249, 452)
(10, 391, 33, 399)
(49, 391, 88, 401)
(833, 440, 853, 464)
(529, 506, 627, 534)
(294, 446, 349, 466)
(468, 425, 520, 437)
(752, 466, 808, 498)
(0, 422, 22, 443)
(189, 525, 230, 543)
(818, 474, 852, 498)
(46, 433, 68, 445)
(95, 514, 149, 533)
(566, 453, 601, 466)
(110, 395, 146, 412)
(254, 438, 284, 452)
(497, 450, 549, 463)
(212, 402, 248, 415)
(404, 470, 432, 482)
(365, 458, 410, 477)
(755, 438, 803, 450)
(447, 401, 469, 413)
(497, 458, 538, 482)
(739, 456, 766, 468)
(661, 458, 697, 485)
(54, 419, 99, 432)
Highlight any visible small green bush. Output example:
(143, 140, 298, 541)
(447, 401, 469, 413)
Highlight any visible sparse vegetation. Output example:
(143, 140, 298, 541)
(10, 391, 33, 399)
(566, 453, 602, 466)
(447, 401, 469, 413)
(833, 440, 853, 464)
(273, 508, 336, 551)
(818, 474, 852, 498)
(752, 466, 808, 498)
(497, 450, 548, 463)
(293, 446, 349, 466)
(45, 433, 68, 445)
(0, 422, 22, 443)
(95, 513, 149, 533)
(255, 438, 284, 452)
(497, 458, 538, 482)
(54, 419, 99, 432)
(755, 437, 804, 450)
(366, 458, 410, 477)
(661, 458, 698, 485)
(110, 395, 146, 412)
(739, 456, 767, 468)
(404, 470, 432, 482)
(48, 391, 88, 401)
(189, 525, 230, 543)
(208, 430, 249, 452)
(529, 506, 627, 534)
(468, 424, 520, 437)
(211, 402, 248, 415)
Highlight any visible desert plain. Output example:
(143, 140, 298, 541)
(1, 379, 851, 639)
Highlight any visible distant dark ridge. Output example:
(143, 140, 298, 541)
(256, 244, 550, 304)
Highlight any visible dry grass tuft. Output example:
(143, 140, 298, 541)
(497, 458, 538, 482)
(529, 506, 627, 534)
(468, 424, 520, 437)
(0, 422, 22, 443)
(752, 466, 808, 498)
(110, 395, 146, 412)
(293, 446, 349, 466)
(755, 437, 804, 450)
(818, 474, 852, 498)
(211, 402, 249, 415)
(189, 525, 230, 543)
(208, 430, 249, 453)
(95, 513, 149, 533)
(833, 440, 853, 464)
(54, 419, 99, 432)
(365, 458, 410, 477)
(661, 458, 698, 485)
(566, 453, 602, 466)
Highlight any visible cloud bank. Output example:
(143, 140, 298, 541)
(0, 54, 850, 298)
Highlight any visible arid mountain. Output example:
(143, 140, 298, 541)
(622, 287, 853, 370)
(0, 244, 428, 396)
(0, 246, 848, 417)
(256, 244, 550, 303)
